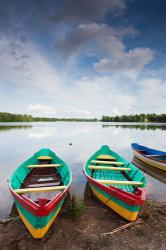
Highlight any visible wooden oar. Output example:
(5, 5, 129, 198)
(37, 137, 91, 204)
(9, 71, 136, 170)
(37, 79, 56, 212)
(15, 185, 66, 194)
(97, 155, 116, 160)
(91, 160, 124, 165)
(88, 166, 131, 171)
(27, 164, 61, 168)
(96, 180, 143, 186)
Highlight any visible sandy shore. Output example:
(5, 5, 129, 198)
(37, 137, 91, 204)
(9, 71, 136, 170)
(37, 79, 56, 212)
(0, 196, 166, 250)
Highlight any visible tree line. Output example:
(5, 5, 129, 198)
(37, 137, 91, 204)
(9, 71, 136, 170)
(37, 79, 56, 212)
(101, 114, 166, 122)
(0, 112, 166, 123)
(0, 112, 98, 122)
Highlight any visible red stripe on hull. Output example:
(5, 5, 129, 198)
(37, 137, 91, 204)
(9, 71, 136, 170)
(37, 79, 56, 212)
(10, 185, 70, 216)
(84, 172, 147, 206)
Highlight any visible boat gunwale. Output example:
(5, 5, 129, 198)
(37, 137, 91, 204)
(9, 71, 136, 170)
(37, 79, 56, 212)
(83, 170, 147, 206)
(133, 149, 166, 164)
(9, 183, 71, 216)
(131, 143, 166, 164)
(9, 148, 72, 217)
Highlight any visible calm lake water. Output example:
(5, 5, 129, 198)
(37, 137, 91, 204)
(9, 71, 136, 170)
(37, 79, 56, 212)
(0, 122, 166, 218)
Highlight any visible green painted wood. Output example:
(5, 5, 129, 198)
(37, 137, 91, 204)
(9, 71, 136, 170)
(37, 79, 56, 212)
(91, 184, 140, 212)
(9, 148, 72, 190)
(15, 198, 64, 228)
(85, 145, 146, 193)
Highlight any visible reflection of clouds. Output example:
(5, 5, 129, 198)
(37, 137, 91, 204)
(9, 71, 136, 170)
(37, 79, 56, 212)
(112, 128, 119, 135)
(146, 175, 166, 201)
(28, 127, 56, 139)
(1, 122, 166, 218)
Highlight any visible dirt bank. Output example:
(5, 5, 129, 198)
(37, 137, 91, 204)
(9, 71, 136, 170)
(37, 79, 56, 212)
(0, 197, 166, 250)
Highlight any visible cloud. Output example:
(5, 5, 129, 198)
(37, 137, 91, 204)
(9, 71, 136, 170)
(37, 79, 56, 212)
(55, 22, 153, 79)
(138, 78, 166, 113)
(0, 35, 62, 96)
(28, 104, 57, 117)
(0, 24, 163, 118)
(55, 23, 138, 57)
(94, 48, 154, 79)
(51, 0, 126, 23)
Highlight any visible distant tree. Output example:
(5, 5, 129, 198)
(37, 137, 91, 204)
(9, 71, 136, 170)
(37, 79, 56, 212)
(101, 113, 166, 123)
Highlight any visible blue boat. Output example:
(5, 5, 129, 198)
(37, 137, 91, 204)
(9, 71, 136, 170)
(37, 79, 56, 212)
(131, 143, 166, 171)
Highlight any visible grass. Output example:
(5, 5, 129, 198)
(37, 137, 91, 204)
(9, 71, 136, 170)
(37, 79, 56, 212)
(64, 196, 85, 221)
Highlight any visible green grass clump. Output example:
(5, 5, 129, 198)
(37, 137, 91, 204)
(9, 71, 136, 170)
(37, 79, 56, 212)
(65, 197, 85, 221)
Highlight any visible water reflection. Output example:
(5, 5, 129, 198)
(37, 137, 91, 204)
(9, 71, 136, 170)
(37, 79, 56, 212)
(0, 125, 32, 132)
(132, 157, 166, 184)
(28, 127, 57, 139)
(0, 122, 165, 218)
(102, 123, 166, 130)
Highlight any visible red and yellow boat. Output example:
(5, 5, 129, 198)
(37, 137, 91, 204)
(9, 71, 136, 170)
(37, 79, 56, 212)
(83, 145, 147, 221)
(9, 149, 72, 238)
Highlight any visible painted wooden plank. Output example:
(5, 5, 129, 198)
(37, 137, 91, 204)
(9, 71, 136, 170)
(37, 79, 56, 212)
(88, 166, 131, 171)
(146, 154, 164, 157)
(91, 160, 124, 165)
(27, 164, 61, 168)
(97, 154, 116, 160)
(37, 156, 53, 160)
(15, 185, 66, 194)
(96, 179, 143, 186)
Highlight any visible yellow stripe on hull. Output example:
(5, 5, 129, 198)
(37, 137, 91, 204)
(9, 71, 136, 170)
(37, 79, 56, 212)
(91, 186, 138, 221)
(134, 151, 166, 171)
(18, 206, 61, 239)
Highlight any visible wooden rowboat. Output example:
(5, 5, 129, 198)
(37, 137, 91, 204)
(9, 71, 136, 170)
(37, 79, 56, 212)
(131, 143, 166, 171)
(83, 145, 147, 221)
(9, 149, 72, 239)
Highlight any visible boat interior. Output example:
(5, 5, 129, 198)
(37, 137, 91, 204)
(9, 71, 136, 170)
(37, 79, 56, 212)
(12, 157, 70, 204)
(138, 150, 166, 162)
(88, 154, 145, 194)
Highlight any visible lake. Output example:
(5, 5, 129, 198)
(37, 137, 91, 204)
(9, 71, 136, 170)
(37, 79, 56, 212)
(0, 122, 166, 218)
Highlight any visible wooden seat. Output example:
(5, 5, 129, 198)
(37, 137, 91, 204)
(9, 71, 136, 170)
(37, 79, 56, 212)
(27, 164, 61, 168)
(97, 155, 116, 160)
(15, 185, 66, 194)
(88, 166, 131, 171)
(91, 160, 124, 165)
(96, 179, 143, 186)
(37, 156, 53, 160)
(27, 182, 61, 188)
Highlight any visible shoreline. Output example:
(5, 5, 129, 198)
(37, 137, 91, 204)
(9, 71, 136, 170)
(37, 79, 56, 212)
(0, 198, 165, 250)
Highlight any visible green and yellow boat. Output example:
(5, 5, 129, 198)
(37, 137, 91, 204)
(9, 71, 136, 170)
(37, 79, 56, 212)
(9, 149, 72, 239)
(83, 145, 147, 221)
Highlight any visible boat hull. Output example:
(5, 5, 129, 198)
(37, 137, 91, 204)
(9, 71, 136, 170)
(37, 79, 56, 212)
(10, 187, 69, 238)
(16, 198, 64, 238)
(90, 184, 140, 221)
(85, 174, 146, 221)
(83, 145, 147, 221)
(9, 148, 72, 238)
(132, 149, 166, 171)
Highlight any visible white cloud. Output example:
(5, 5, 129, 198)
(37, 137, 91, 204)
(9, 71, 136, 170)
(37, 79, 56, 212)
(0, 36, 62, 95)
(55, 23, 138, 58)
(29, 104, 57, 116)
(55, 22, 153, 79)
(138, 78, 166, 113)
(0, 33, 164, 118)
(112, 108, 120, 116)
(94, 48, 154, 79)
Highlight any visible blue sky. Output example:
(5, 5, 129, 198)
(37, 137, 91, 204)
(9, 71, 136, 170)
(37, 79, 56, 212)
(0, 0, 165, 118)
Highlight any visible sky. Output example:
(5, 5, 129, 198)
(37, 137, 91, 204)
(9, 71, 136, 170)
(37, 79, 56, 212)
(0, 0, 166, 118)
